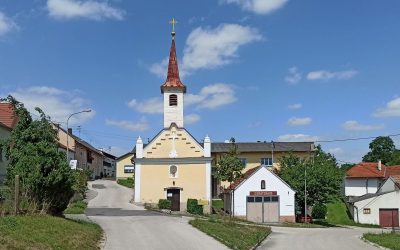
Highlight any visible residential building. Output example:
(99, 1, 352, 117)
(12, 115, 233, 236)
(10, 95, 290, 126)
(211, 142, 314, 197)
(0, 122, 11, 183)
(116, 151, 135, 180)
(73, 134, 104, 179)
(100, 150, 117, 178)
(53, 124, 76, 161)
(344, 161, 400, 197)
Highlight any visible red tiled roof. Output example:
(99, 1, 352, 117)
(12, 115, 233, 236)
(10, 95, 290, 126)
(346, 162, 387, 178)
(0, 103, 17, 129)
(391, 175, 400, 187)
(160, 38, 186, 93)
(385, 165, 400, 178)
(227, 167, 260, 190)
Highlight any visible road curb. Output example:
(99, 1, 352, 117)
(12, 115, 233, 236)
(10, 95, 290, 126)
(360, 236, 390, 250)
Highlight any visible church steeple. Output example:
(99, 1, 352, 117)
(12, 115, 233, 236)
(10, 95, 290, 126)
(160, 30, 186, 93)
(162, 18, 185, 128)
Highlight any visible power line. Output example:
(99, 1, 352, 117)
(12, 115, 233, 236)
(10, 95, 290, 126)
(315, 133, 400, 143)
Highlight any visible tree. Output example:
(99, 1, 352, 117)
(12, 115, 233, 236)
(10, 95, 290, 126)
(213, 141, 245, 216)
(362, 136, 396, 164)
(0, 96, 75, 215)
(279, 146, 344, 214)
(213, 142, 245, 184)
(388, 150, 400, 166)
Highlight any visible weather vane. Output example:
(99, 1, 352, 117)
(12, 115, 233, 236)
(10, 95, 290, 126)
(169, 18, 178, 38)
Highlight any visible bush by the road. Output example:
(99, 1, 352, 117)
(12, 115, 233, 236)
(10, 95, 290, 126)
(312, 203, 327, 219)
(158, 199, 171, 209)
(187, 199, 203, 215)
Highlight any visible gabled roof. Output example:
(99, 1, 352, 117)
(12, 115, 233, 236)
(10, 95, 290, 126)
(390, 175, 400, 188)
(0, 103, 18, 129)
(116, 151, 134, 161)
(211, 142, 314, 153)
(227, 165, 295, 193)
(160, 37, 186, 93)
(346, 162, 387, 178)
(385, 165, 400, 177)
(350, 190, 396, 203)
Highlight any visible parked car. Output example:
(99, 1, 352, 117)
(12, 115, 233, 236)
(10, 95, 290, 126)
(296, 214, 313, 223)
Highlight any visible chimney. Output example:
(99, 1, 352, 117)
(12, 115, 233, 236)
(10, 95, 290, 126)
(378, 160, 382, 171)
(136, 136, 143, 159)
(68, 128, 72, 135)
(204, 135, 211, 157)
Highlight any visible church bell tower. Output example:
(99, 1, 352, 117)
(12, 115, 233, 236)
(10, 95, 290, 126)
(161, 18, 186, 128)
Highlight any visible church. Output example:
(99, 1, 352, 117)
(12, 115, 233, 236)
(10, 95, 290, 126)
(132, 22, 313, 220)
(133, 27, 213, 213)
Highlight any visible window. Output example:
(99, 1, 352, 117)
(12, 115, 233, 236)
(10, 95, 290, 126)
(363, 208, 371, 214)
(169, 94, 178, 106)
(124, 165, 135, 173)
(271, 196, 279, 202)
(239, 158, 247, 167)
(261, 180, 266, 190)
(247, 197, 255, 203)
(255, 197, 262, 202)
(169, 165, 178, 178)
(260, 158, 273, 166)
(264, 196, 271, 202)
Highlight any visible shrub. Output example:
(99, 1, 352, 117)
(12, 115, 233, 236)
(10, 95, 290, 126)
(187, 199, 203, 215)
(158, 199, 171, 209)
(72, 170, 90, 197)
(312, 203, 327, 219)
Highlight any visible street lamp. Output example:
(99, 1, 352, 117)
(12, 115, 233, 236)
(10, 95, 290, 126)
(66, 109, 92, 162)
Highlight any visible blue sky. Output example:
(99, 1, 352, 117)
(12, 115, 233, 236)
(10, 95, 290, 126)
(0, 0, 399, 162)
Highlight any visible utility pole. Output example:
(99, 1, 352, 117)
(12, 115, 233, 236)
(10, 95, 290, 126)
(66, 110, 92, 162)
(304, 162, 307, 223)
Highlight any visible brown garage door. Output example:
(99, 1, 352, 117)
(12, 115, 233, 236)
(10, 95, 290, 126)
(247, 196, 279, 223)
(379, 209, 399, 228)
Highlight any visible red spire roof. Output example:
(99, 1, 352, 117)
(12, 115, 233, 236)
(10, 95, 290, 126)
(0, 103, 17, 129)
(161, 37, 186, 93)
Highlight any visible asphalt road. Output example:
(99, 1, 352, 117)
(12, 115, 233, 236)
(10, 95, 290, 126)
(260, 225, 386, 250)
(86, 180, 228, 250)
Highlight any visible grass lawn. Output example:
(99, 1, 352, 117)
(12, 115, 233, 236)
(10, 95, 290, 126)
(117, 178, 134, 189)
(212, 199, 224, 210)
(326, 200, 380, 228)
(364, 233, 400, 250)
(0, 215, 102, 250)
(64, 200, 87, 214)
(190, 218, 271, 250)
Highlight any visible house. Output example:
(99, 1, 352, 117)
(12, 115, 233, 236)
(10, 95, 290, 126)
(133, 30, 212, 213)
(116, 151, 135, 180)
(0, 122, 11, 183)
(344, 161, 400, 197)
(211, 142, 314, 197)
(349, 176, 400, 227)
(53, 124, 76, 161)
(223, 166, 296, 222)
(73, 135, 104, 179)
(100, 150, 117, 178)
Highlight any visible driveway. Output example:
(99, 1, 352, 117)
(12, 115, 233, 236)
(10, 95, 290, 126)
(260, 225, 386, 250)
(86, 180, 228, 250)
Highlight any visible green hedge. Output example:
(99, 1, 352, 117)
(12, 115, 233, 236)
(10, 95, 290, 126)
(158, 199, 171, 209)
(187, 199, 203, 215)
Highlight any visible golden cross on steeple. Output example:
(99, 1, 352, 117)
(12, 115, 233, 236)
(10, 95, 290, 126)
(169, 18, 178, 38)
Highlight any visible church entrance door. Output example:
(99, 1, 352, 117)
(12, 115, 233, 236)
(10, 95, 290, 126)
(167, 189, 180, 211)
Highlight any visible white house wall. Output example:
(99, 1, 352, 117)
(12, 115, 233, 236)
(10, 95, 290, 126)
(345, 178, 380, 197)
(233, 167, 295, 217)
(353, 191, 400, 225)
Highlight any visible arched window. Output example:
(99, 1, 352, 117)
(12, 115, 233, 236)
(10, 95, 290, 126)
(169, 94, 178, 106)
(261, 180, 266, 190)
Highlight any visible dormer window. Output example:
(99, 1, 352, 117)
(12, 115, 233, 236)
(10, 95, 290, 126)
(169, 94, 178, 106)
(261, 180, 266, 190)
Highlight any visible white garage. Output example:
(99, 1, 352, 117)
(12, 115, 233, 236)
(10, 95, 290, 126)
(224, 166, 296, 223)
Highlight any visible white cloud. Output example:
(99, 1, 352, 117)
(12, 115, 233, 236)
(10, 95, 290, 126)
(150, 24, 262, 77)
(285, 67, 302, 84)
(0, 11, 17, 36)
(105, 118, 148, 132)
(288, 103, 302, 109)
(327, 147, 344, 155)
(277, 134, 319, 142)
(307, 69, 358, 81)
(224, 0, 288, 15)
(373, 97, 400, 117)
(184, 114, 201, 125)
(342, 120, 385, 131)
(127, 97, 163, 114)
(47, 0, 125, 21)
(10, 86, 95, 126)
(186, 83, 237, 109)
(288, 117, 312, 126)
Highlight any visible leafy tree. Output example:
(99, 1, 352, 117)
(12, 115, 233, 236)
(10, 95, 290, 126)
(0, 96, 75, 215)
(340, 163, 355, 172)
(213, 142, 245, 184)
(279, 146, 343, 214)
(362, 136, 396, 164)
(388, 150, 400, 166)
